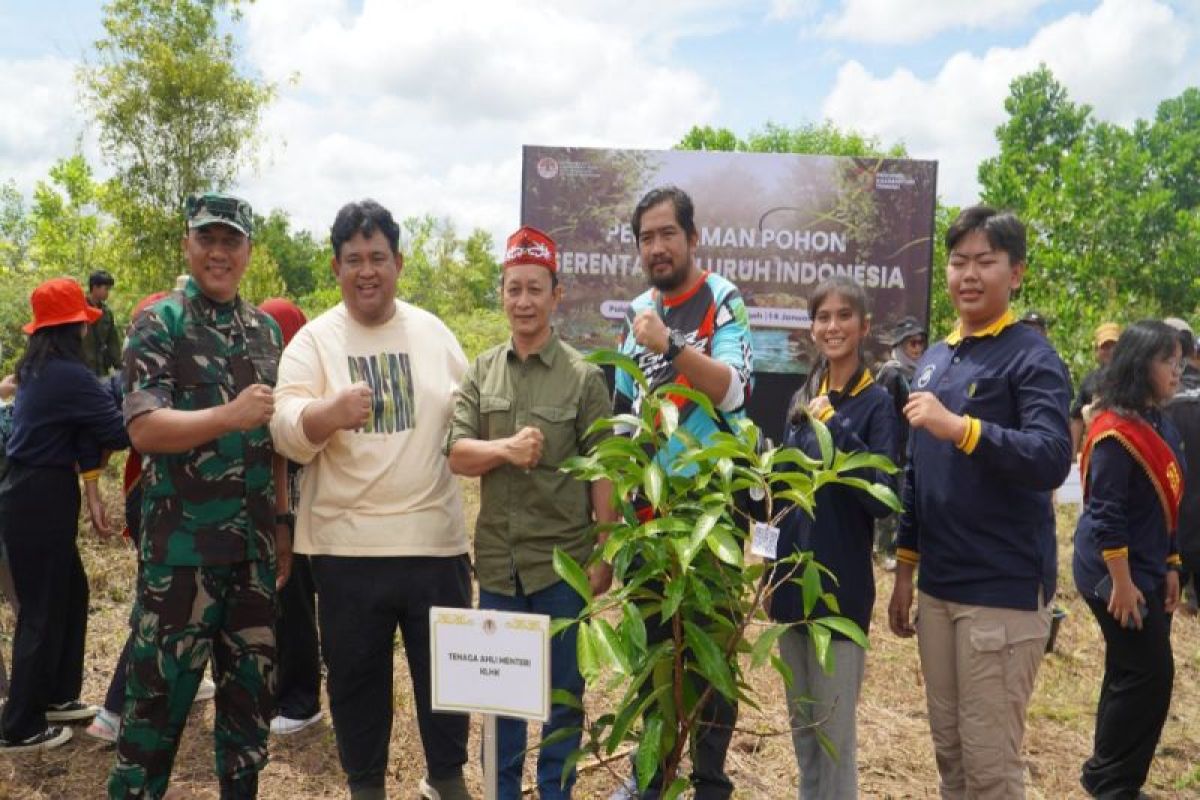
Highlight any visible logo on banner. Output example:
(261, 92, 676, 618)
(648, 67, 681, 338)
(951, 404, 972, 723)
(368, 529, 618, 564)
(537, 157, 559, 179)
(916, 364, 936, 389)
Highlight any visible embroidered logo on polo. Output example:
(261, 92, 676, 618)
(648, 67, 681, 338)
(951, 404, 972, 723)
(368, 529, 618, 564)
(916, 364, 936, 389)
(347, 353, 415, 434)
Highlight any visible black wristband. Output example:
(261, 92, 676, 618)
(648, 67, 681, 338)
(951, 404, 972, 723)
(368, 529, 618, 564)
(275, 512, 295, 529)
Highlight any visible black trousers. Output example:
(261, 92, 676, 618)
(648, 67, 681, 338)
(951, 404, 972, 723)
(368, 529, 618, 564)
(310, 554, 472, 792)
(0, 464, 89, 741)
(1082, 588, 1175, 799)
(274, 553, 321, 719)
(637, 578, 738, 800)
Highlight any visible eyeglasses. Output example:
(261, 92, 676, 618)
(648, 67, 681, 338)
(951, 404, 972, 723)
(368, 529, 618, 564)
(1160, 357, 1185, 374)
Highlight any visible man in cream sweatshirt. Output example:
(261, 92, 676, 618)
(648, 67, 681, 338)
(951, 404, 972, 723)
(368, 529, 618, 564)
(270, 200, 472, 800)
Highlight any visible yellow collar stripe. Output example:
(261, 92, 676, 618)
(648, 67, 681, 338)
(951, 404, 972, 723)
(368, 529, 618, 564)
(945, 310, 1018, 346)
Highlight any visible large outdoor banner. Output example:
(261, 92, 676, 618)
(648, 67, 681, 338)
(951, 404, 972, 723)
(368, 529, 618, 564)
(521, 145, 937, 376)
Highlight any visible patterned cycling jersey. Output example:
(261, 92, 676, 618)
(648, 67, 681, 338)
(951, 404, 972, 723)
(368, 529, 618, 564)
(614, 271, 753, 473)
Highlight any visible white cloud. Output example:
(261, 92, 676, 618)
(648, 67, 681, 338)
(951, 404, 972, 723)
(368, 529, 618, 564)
(239, 0, 721, 244)
(0, 55, 94, 191)
(818, 0, 1051, 44)
(820, 0, 1194, 205)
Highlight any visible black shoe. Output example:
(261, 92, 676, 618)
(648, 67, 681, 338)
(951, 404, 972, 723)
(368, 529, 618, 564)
(46, 700, 99, 722)
(0, 725, 72, 753)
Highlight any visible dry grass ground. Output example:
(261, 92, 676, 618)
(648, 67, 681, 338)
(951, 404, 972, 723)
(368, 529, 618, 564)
(1, 472, 1198, 798)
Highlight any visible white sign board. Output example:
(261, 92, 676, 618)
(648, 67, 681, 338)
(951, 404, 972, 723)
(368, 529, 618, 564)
(429, 606, 551, 722)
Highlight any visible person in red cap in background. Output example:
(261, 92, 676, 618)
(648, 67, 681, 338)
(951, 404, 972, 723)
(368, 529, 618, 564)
(0, 277, 130, 753)
(257, 297, 324, 737)
(447, 226, 615, 799)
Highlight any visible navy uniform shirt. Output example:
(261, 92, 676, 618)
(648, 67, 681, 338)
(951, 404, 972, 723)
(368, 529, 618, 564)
(768, 370, 898, 635)
(897, 311, 1072, 610)
(1073, 409, 1184, 598)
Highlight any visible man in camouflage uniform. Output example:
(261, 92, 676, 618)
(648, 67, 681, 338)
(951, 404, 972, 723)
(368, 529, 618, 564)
(108, 193, 290, 800)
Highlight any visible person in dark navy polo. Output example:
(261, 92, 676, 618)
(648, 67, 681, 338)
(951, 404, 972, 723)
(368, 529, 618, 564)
(887, 206, 1073, 799)
(1073, 320, 1184, 799)
(767, 276, 898, 799)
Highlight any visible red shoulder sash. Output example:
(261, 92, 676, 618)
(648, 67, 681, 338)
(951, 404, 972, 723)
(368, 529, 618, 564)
(1081, 409, 1183, 532)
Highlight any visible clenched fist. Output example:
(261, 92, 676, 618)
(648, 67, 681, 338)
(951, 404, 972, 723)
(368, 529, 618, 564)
(505, 426, 544, 470)
(225, 384, 275, 431)
(633, 310, 670, 356)
(904, 391, 968, 443)
(333, 382, 373, 431)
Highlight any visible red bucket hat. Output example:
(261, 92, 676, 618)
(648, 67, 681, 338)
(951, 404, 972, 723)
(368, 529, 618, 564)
(23, 277, 102, 334)
(503, 226, 557, 273)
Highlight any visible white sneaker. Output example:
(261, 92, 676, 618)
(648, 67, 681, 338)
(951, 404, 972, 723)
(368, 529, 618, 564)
(194, 677, 216, 703)
(45, 700, 99, 722)
(269, 711, 323, 736)
(0, 725, 72, 753)
(85, 709, 121, 743)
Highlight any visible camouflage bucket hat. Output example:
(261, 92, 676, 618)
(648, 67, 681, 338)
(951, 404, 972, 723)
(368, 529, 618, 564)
(186, 192, 254, 238)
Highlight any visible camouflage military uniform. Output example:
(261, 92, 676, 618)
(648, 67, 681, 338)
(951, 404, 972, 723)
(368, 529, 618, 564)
(109, 278, 282, 800)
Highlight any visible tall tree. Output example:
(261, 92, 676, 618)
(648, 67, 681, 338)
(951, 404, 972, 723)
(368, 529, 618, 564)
(678, 120, 907, 158)
(979, 67, 1200, 378)
(79, 0, 273, 290)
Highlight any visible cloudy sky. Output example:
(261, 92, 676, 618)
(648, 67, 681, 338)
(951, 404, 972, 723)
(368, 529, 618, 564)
(1, 0, 1196, 247)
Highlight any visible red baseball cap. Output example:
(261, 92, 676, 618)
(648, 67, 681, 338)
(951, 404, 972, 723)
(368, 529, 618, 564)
(503, 226, 557, 273)
(23, 277, 102, 334)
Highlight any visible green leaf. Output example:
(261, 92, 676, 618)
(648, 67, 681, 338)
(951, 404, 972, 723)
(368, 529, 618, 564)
(644, 462, 666, 511)
(607, 684, 670, 754)
(553, 547, 593, 605)
(800, 559, 823, 617)
(813, 616, 870, 649)
(810, 623, 834, 675)
(809, 415, 834, 467)
(834, 450, 899, 474)
(622, 602, 648, 657)
(683, 621, 737, 701)
(664, 777, 692, 800)
(662, 575, 687, 620)
(682, 512, 720, 567)
(836, 476, 903, 513)
(815, 727, 839, 762)
(705, 526, 743, 567)
(750, 623, 790, 669)
(576, 622, 599, 682)
(653, 382, 717, 420)
(659, 401, 679, 440)
(635, 715, 663, 791)
(771, 652, 795, 689)
(592, 618, 633, 675)
(551, 688, 584, 710)
(772, 445, 823, 471)
(586, 349, 647, 393)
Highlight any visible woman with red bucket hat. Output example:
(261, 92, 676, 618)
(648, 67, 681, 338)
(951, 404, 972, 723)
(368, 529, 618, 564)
(0, 277, 130, 753)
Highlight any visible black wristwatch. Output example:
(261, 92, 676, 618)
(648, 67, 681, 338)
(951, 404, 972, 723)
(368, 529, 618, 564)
(275, 512, 295, 530)
(664, 329, 688, 361)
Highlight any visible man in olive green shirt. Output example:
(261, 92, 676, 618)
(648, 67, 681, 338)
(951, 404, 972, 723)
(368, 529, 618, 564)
(447, 225, 614, 800)
(83, 270, 122, 376)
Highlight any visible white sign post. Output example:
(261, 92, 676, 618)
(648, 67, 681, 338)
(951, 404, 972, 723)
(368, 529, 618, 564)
(430, 606, 552, 800)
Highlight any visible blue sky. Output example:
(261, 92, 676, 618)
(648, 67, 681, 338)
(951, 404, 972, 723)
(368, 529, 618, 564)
(1, 0, 1195, 242)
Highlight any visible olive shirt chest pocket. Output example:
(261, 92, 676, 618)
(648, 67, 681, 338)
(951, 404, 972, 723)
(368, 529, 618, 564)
(529, 404, 579, 465)
(481, 395, 514, 440)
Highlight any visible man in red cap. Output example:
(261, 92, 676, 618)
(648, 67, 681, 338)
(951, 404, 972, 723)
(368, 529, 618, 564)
(447, 225, 615, 799)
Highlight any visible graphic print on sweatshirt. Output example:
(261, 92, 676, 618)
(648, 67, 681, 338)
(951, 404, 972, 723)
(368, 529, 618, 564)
(347, 352, 415, 434)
